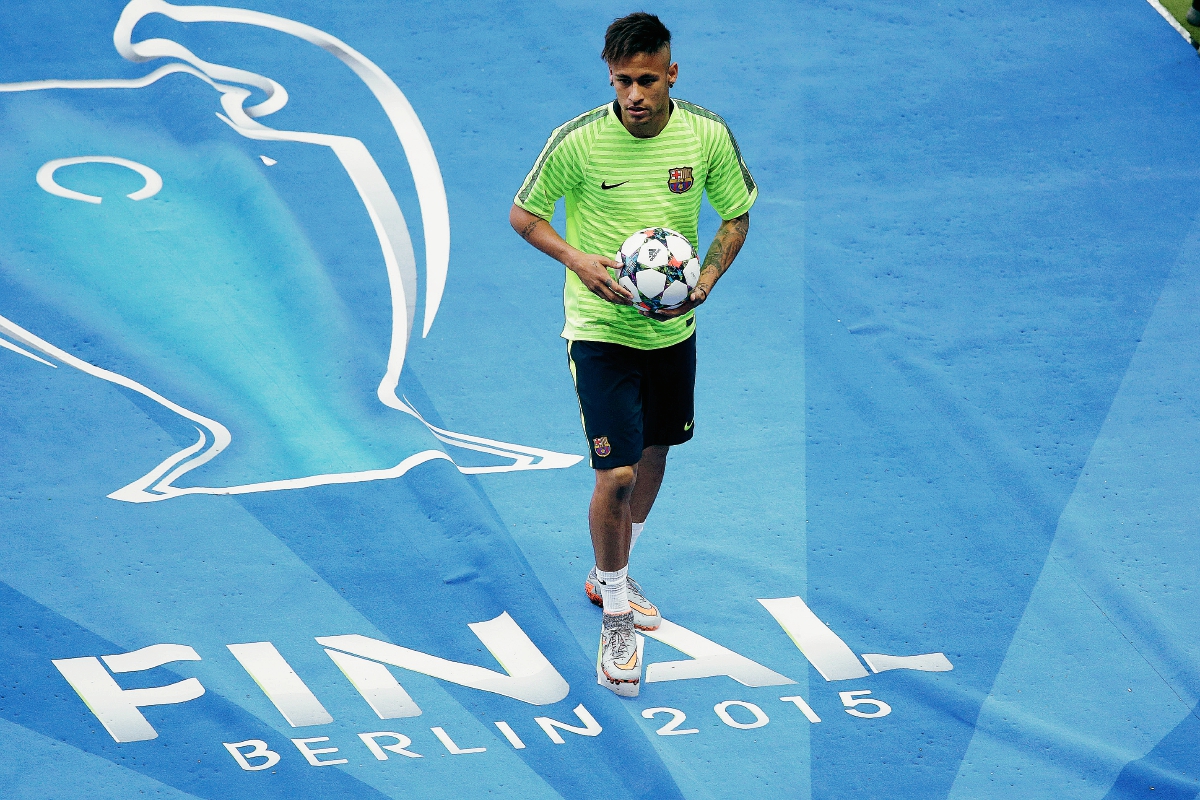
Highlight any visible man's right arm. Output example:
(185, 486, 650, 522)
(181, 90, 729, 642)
(509, 204, 631, 306)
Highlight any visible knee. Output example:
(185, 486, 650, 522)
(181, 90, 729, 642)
(596, 465, 637, 499)
(642, 444, 669, 465)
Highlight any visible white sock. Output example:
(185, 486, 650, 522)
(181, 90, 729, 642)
(596, 566, 629, 614)
(629, 521, 644, 554)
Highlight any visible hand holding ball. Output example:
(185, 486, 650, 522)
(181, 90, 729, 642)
(616, 227, 701, 315)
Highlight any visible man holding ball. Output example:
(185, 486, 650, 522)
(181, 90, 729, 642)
(509, 12, 755, 694)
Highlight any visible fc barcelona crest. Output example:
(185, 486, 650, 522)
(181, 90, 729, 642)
(668, 166, 694, 194)
(593, 436, 612, 457)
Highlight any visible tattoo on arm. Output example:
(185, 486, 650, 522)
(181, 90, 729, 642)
(698, 212, 749, 291)
(519, 218, 541, 241)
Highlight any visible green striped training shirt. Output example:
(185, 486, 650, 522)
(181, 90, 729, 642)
(515, 99, 757, 350)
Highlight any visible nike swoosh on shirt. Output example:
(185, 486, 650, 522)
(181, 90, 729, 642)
(684, 420, 693, 431)
(600, 181, 628, 190)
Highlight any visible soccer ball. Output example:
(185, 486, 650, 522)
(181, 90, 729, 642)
(616, 227, 701, 314)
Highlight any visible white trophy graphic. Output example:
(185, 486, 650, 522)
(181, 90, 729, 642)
(0, 0, 580, 502)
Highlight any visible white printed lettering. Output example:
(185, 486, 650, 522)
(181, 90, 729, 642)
(641, 707, 699, 736)
(102, 644, 198, 673)
(493, 721, 526, 749)
(642, 619, 795, 687)
(317, 612, 568, 705)
(861, 652, 953, 673)
(326, 649, 422, 719)
(534, 703, 602, 744)
(780, 695, 822, 723)
(223, 739, 280, 771)
(715, 700, 769, 730)
(358, 731, 422, 760)
(758, 597, 870, 681)
(430, 726, 486, 754)
(53, 645, 205, 743)
(291, 736, 348, 766)
(839, 690, 892, 718)
(228, 642, 333, 727)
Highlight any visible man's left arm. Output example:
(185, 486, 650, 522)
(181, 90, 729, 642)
(655, 211, 749, 318)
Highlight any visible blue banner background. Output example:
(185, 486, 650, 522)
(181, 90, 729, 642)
(1, 1, 1198, 798)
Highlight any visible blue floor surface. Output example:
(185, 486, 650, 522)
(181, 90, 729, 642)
(2, 1, 1199, 798)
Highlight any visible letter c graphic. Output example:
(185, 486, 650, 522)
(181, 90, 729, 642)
(37, 156, 163, 204)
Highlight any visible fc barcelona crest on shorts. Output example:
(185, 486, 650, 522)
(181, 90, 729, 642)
(668, 166, 694, 194)
(593, 436, 612, 457)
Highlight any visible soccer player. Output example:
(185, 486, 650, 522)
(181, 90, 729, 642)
(509, 12, 755, 694)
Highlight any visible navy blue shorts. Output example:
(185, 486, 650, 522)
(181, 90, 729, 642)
(566, 332, 696, 469)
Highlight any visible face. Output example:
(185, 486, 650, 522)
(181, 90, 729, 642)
(608, 48, 678, 138)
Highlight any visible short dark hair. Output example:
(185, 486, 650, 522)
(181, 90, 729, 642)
(601, 12, 671, 64)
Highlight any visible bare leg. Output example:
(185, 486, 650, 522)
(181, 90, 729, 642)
(629, 445, 669, 524)
(590, 465, 637, 572)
